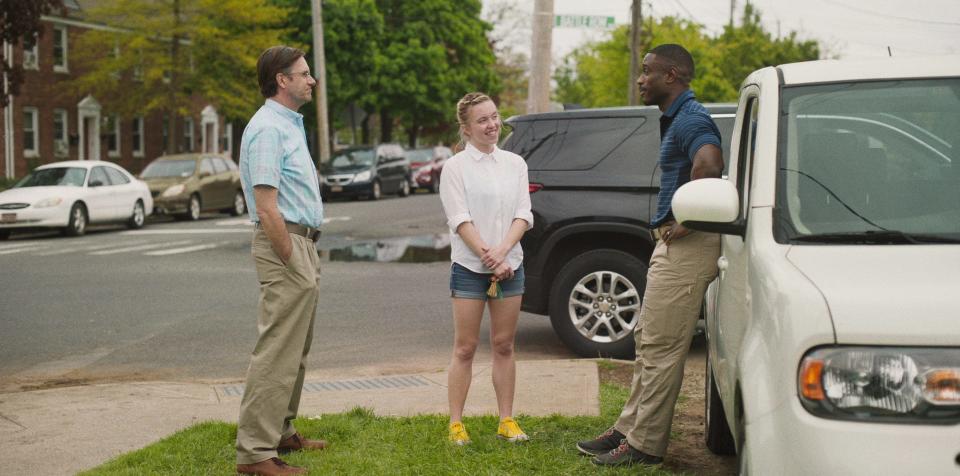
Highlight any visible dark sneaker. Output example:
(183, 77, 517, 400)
(592, 441, 664, 466)
(576, 427, 626, 456)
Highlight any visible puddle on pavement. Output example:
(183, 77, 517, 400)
(320, 234, 450, 263)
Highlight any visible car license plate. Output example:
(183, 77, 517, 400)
(0, 213, 15, 223)
(331, 186, 343, 192)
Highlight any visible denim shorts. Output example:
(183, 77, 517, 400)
(449, 262, 525, 300)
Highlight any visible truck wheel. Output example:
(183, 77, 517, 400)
(705, 351, 737, 455)
(549, 249, 646, 359)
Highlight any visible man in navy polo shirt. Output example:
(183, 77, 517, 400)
(577, 44, 724, 467)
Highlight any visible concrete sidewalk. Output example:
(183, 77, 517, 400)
(0, 359, 598, 475)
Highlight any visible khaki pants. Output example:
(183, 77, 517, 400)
(614, 230, 720, 457)
(236, 229, 321, 465)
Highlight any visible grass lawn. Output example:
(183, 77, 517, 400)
(79, 365, 681, 476)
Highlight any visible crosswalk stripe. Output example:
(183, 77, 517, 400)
(0, 245, 45, 255)
(35, 242, 142, 256)
(121, 229, 252, 235)
(0, 242, 46, 251)
(215, 218, 252, 226)
(89, 240, 195, 256)
(144, 241, 228, 256)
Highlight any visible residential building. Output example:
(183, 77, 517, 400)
(1, 0, 238, 180)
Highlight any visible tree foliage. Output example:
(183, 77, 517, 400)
(72, 0, 292, 152)
(555, 4, 820, 107)
(275, 0, 499, 147)
(0, 0, 64, 107)
(373, 0, 499, 146)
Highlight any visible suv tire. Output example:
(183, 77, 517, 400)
(549, 249, 647, 359)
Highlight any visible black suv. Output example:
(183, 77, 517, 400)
(501, 105, 735, 358)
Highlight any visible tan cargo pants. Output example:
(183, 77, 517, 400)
(614, 228, 720, 457)
(236, 229, 321, 465)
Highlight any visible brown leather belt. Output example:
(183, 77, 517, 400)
(256, 221, 322, 242)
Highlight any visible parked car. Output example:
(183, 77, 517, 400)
(0, 160, 153, 239)
(140, 153, 245, 220)
(405, 145, 452, 193)
(500, 105, 736, 358)
(321, 144, 411, 200)
(672, 56, 960, 475)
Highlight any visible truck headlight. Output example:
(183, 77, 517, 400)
(353, 170, 371, 182)
(162, 184, 186, 197)
(799, 347, 960, 423)
(34, 197, 63, 208)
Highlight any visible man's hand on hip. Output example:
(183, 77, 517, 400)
(253, 185, 293, 263)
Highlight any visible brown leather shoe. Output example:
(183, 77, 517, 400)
(236, 457, 306, 475)
(278, 432, 328, 454)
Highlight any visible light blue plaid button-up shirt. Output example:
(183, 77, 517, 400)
(240, 99, 324, 228)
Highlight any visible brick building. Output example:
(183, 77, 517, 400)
(1, 1, 237, 180)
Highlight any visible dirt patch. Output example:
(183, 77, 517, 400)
(597, 344, 737, 476)
(0, 369, 176, 394)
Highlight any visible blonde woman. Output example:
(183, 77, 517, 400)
(439, 92, 533, 445)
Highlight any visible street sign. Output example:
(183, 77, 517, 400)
(554, 14, 616, 29)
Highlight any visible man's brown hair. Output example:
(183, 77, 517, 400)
(256, 45, 306, 98)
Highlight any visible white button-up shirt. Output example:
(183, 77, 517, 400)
(439, 142, 533, 273)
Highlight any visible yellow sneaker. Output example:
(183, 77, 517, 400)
(497, 417, 529, 442)
(448, 421, 471, 445)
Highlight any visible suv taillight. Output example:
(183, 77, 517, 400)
(529, 183, 544, 193)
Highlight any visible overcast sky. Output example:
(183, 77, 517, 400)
(483, 0, 960, 63)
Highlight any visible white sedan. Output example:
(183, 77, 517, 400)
(0, 160, 153, 239)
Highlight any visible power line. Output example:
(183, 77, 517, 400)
(821, 0, 960, 26)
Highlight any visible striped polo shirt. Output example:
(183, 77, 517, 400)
(651, 90, 722, 228)
(240, 99, 324, 229)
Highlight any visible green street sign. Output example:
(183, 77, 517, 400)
(554, 14, 616, 29)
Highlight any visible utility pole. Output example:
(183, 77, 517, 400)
(628, 0, 642, 105)
(729, 0, 736, 28)
(311, 0, 331, 165)
(526, 0, 553, 114)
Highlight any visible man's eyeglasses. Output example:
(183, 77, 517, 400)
(282, 70, 315, 81)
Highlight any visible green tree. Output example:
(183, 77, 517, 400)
(272, 0, 383, 146)
(374, 0, 499, 147)
(555, 5, 819, 107)
(72, 0, 292, 154)
(1, 0, 64, 107)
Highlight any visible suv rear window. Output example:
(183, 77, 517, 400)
(506, 116, 646, 171)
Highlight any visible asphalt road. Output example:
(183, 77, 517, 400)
(0, 192, 575, 393)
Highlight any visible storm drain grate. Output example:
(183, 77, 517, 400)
(217, 375, 434, 398)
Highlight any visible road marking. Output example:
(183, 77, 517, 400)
(90, 240, 195, 255)
(0, 245, 46, 255)
(215, 218, 252, 226)
(35, 242, 143, 256)
(0, 242, 46, 251)
(120, 229, 252, 235)
(144, 241, 230, 256)
(324, 216, 351, 224)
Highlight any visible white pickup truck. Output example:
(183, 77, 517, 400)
(672, 57, 960, 475)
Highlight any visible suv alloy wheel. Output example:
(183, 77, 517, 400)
(549, 249, 647, 358)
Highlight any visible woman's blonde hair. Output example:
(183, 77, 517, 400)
(456, 92, 493, 146)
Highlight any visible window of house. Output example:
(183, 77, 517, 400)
(23, 108, 39, 157)
(53, 25, 68, 72)
(183, 117, 194, 152)
(222, 122, 233, 156)
(106, 115, 120, 157)
(23, 36, 39, 70)
(132, 116, 144, 157)
(54, 109, 69, 157)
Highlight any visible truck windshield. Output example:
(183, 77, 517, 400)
(776, 78, 960, 243)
